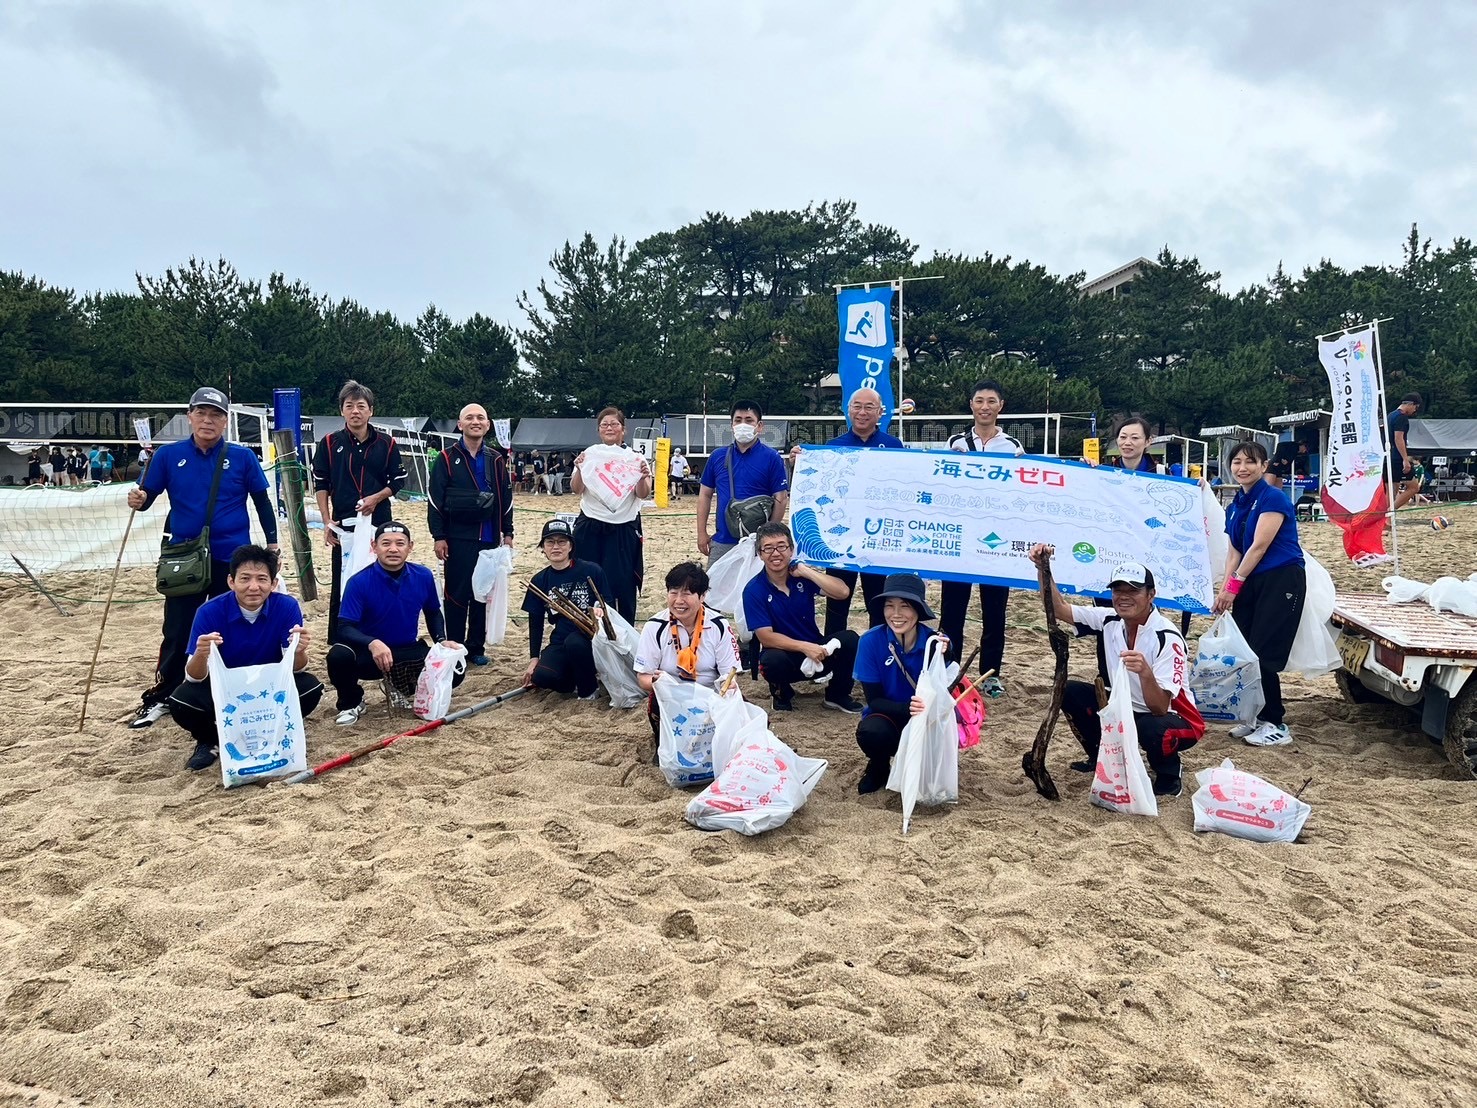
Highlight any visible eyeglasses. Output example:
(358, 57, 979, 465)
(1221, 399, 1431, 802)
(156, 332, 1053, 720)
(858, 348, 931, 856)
(759, 544, 791, 556)
(598, 420, 623, 428)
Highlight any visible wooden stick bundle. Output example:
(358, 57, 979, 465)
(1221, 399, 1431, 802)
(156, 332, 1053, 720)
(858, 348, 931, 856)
(528, 583, 598, 637)
(585, 576, 618, 639)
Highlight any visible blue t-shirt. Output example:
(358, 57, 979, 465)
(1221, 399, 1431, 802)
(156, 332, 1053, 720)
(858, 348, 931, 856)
(142, 438, 269, 561)
(853, 623, 938, 718)
(1226, 479, 1304, 574)
(187, 591, 304, 669)
(827, 429, 905, 449)
(743, 571, 823, 644)
(700, 442, 789, 544)
(340, 562, 441, 647)
(1387, 409, 1412, 459)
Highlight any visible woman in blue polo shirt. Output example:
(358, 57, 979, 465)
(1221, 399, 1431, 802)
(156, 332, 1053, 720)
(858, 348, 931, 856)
(1212, 440, 1306, 747)
(851, 573, 944, 795)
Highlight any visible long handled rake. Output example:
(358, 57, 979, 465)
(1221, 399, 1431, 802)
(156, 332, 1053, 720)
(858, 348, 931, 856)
(281, 685, 527, 785)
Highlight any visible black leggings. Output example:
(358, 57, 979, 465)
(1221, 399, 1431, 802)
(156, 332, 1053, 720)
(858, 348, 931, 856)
(1231, 562, 1306, 726)
(938, 581, 1010, 674)
(1061, 680, 1201, 787)
(823, 570, 885, 638)
(572, 514, 643, 625)
(532, 633, 598, 697)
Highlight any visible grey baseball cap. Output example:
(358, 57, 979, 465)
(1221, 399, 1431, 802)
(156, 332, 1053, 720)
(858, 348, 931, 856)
(189, 387, 230, 412)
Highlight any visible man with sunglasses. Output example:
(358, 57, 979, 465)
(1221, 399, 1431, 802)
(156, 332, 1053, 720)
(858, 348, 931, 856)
(126, 387, 278, 729)
(742, 522, 862, 714)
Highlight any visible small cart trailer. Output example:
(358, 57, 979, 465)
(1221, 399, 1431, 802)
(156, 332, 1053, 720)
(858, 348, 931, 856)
(1331, 593, 1477, 778)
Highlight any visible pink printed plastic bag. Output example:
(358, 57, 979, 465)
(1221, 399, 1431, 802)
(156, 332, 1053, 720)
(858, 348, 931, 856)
(1192, 759, 1310, 844)
(579, 444, 645, 514)
(1089, 659, 1159, 818)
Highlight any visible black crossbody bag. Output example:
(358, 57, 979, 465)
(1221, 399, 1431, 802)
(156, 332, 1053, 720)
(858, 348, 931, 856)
(155, 446, 228, 598)
(724, 446, 775, 539)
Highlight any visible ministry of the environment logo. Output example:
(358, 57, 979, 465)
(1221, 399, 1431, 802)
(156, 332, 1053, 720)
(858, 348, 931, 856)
(981, 532, 1005, 550)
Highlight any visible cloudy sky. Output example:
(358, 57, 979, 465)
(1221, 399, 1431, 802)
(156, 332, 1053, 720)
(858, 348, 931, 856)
(2, 0, 1472, 326)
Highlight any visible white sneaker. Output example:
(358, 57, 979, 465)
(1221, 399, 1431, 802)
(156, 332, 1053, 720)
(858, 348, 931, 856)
(1229, 722, 1257, 739)
(335, 703, 368, 726)
(1243, 721, 1292, 746)
(129, 702, 171, 729)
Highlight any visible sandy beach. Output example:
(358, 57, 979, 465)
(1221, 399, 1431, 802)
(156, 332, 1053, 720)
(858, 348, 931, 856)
(3, 495, 1476, 1108)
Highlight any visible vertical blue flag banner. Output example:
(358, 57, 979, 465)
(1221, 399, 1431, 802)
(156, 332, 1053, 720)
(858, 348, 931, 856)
(837, 287, 897, 432)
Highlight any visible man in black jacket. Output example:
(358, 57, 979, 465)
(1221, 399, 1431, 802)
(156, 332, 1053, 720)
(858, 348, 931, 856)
(428, 403, 514, 666)
(312, 380, 408, 640)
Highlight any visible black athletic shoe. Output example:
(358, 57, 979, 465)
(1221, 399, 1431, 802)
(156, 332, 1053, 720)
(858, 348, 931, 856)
(822, 696, 864, 715)
(1152, 776, 1183, 799)
(857, 761, 889, 795)
(1069, 759, 1094, 773)
(185, 743, 218, 771)
(773, 695, 795, 712)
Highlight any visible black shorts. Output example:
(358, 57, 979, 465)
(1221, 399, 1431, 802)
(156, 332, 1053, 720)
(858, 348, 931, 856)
(1385, 455, 1412, 488)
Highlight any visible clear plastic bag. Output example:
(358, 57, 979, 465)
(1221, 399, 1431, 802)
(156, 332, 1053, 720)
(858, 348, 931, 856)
(210, 635, 308, 788)
(705, 538, 764, 641)
(413, 641, 467, 721)
(1089, 658, 1159, 818)
(471, 545, 514, 646)
(886, 637, 959, 834)
(1192, 758, 1310, 843)
(653, 677, 722, 788)
(591, 608, 645, 709)
(1286, 553, 1341, 676)
(334, 518, 376, 583)
(1190, 612, 1266, 725)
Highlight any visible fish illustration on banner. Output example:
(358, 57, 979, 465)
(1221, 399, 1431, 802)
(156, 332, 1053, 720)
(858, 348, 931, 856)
(836, 287, 897, 432)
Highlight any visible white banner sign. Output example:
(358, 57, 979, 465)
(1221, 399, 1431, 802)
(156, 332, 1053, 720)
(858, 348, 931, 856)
(790, 446, 1215, 612)
(133, 417, 153, 447)
(1317, 326, 1385, 515)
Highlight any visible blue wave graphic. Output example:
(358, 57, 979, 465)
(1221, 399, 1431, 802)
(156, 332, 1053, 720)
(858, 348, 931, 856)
(792, 507, 848, 561)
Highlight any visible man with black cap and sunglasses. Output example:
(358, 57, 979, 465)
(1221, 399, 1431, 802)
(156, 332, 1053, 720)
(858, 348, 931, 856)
(326, 520, 462, 726)
(1029, 546, 1205, 797)
(126, 386, 278, 729)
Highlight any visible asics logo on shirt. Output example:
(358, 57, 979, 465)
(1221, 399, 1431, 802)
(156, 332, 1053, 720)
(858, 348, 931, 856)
(177, 459, 187, 466)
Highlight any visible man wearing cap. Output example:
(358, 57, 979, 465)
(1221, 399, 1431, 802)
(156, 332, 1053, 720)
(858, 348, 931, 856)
(428, 403, 514, 666)
(126, 387, 279, 729)
(327, 521, 462, 725)
(520, 519, 611, 701)
(1029, 546, 1205, 797)
(313, 379, 408, 641)
(742, 522, 862, 714)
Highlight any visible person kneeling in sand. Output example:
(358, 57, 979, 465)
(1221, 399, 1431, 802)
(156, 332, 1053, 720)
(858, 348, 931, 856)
(327, 521, 463, 726)
(851, 574, 947, 795)
(634, 562, 742, 738)
(742, 522, 862, 715)
(1029, 545, 1205, 799)
(520, 518, 611, 701)
(167, 544, 322, 771)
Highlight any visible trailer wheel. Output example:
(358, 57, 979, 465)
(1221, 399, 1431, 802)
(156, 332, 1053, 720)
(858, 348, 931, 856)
(1444, 680, 1477, 780)
(1336, 668, 1382, 705)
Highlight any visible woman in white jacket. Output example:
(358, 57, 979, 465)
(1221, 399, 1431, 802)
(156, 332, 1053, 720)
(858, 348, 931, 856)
(570, 406, 653, 623)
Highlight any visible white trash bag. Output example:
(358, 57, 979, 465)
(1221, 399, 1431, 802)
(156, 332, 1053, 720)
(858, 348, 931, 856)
(1382, 575, 1430, 604)
(886, 637, 959, 834)
(686, 711, 828, 835)
(210, 635, 308, 789)
(333, 518, 376, 582)
(1190, 613, 1265, 726)
(1090, 658, 1159, 818)
(592, 608, 645, 709)
(1426, 576, 1477, 618)
(654, 676, 725, 788)
(709, 689, 769, 777)
(1200, 481, 1229, 585)
(1286, 552, 1341, 676)
(414, 641, 467, 721)
(1192, 758, 1311, 843)
(706, 538, 763, 641)
(578, 443, 646, 513)
(471, 545, 514, 646)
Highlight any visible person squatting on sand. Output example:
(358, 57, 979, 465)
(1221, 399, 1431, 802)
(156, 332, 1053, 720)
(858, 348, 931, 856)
(569, 406, 651, 625)
(428, 402, 514, 667)
(520, 518, 611, 701)
(851, 573, 947, 796)
(327, 522, 463, 726)
(313, 379, 408, 642)
(1214, 440, 1307, 747)
(128, 386, 279, 730)
(167, 544, 323, 771)
(1030, 546, 1205, 799)
(634, 562, 743, 738)
(742, 522, 862, 715)
(938, 379, 1024, 699)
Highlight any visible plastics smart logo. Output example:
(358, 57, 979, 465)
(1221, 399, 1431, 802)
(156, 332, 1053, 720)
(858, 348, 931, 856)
(1073, 542, 1097, 563)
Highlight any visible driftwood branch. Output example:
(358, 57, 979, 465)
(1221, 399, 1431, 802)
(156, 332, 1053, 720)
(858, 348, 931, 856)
(1022, 550, 1070, 800)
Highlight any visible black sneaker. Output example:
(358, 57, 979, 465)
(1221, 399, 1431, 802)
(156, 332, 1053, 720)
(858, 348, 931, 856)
(1152, 776, 1183, 799)
(185, 742, 218, 771)
(857, 761, 889, 795)
(1069, 759, 1095, 774)
(773, 695, 795, 712)
(822, 696, 864, 715)
(130, 702, 170, 729)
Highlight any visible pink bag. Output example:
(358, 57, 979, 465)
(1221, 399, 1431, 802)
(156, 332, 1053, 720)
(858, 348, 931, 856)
(953, 678, 986, 750)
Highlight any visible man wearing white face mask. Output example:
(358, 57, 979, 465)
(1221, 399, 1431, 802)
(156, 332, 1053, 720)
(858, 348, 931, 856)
(695, 400, 789, 566)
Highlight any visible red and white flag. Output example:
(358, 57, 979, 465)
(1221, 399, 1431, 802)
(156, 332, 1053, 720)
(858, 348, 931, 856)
(1318, 326, 1388, 561)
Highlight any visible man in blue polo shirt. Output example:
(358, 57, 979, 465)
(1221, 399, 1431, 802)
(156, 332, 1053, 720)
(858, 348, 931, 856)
(794, 390, 906, 637)
(166, 544, 322, 771)
(327, 521, 463, 725)
(696, 400, 789, 566)
(127, 386, 279, 729)
(743, 522, 862, 714)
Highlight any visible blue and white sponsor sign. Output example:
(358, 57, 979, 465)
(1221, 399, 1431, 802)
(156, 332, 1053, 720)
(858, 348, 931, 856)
(836, 287, 896, 432)
(789, 446, 1216, 612)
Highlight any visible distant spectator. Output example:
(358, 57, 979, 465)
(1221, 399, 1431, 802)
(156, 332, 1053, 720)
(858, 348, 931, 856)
(49, 446, 66, 485)
(66, 448, 88, 484)
(26, 451, 44, 486)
